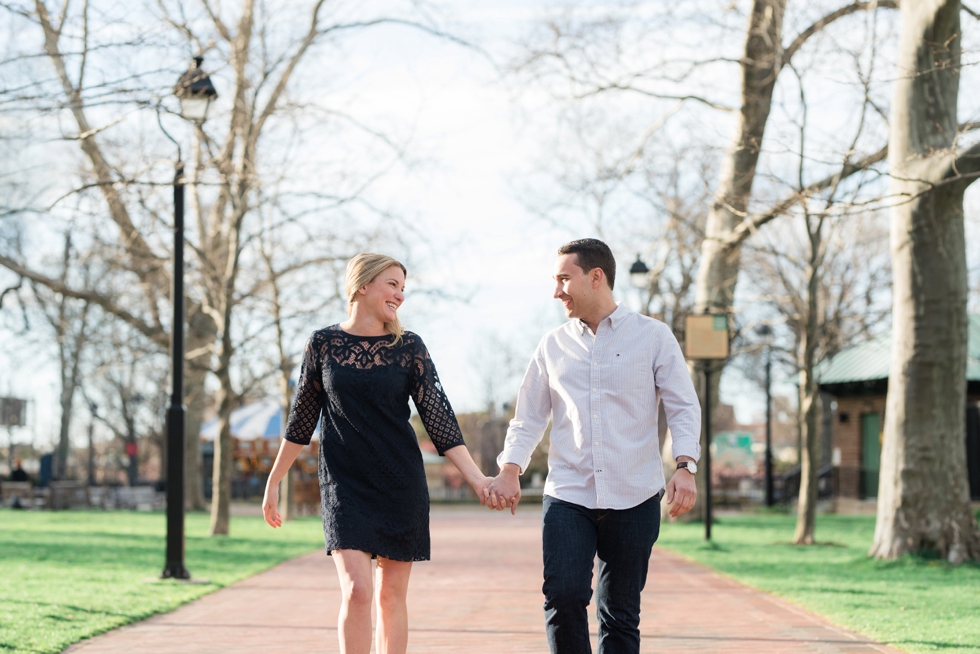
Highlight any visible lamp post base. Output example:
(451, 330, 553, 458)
(161, 562, 192, 580)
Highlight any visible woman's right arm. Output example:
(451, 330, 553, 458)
(264, 332, 324, 528)
(262, 440, 305, 528)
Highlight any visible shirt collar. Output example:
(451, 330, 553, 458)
(576, 303, 631, 334)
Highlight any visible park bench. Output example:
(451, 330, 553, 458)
(1, 481, 32, 508)
(49, 481, 89, 510)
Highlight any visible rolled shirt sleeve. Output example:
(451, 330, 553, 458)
(497, 340, 552, 473)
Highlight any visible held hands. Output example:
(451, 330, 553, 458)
(485, 463, 522, 515)
(262, 483, 282, 529)
(665, 465, 697, 518)
(469, 474, 494, 506)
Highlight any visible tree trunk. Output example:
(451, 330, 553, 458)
(208, 219, 243, 536)
(183, 308, 214, 510)
(694, 0, 785, 314)
(689, 0, 785, 518)
(55, 383, 74, 479)
(208, 356, 234, 536)
(794, 218, 823, 544)
(870, 0, 980, 563)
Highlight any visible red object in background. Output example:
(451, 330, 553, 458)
(126, 441, 138, 457)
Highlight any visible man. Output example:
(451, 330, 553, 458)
(488, 238, 701, 654)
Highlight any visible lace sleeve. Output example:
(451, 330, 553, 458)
(409, 335, 465, 455)
(284, 332, 324, 445)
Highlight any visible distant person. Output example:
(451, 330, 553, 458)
(10, 458, 30, 483)
(7, 458, 30, 509)
(262, 253, 490, 654)
(486, 238, 702, 654)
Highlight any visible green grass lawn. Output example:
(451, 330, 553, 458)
(657, 511, 980, 654)
(0, 509, 325, 654)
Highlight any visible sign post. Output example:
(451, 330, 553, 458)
(684, 314, 730, 541)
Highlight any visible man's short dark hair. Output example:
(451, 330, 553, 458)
(558, 238, 616, 290)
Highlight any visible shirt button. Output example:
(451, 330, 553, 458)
(593, 362, 598, 367)
(592, 388, 597, 392)
(593, 414, 598, 418)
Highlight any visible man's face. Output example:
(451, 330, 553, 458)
(553, 253, 596, 319)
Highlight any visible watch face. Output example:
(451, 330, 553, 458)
(687, 462, 697, 474)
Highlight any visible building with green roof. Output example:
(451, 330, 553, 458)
(815, 317, 980, 505)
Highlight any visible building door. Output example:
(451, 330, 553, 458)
(967, 405, 980, 500)
(861, 413, 881, 499)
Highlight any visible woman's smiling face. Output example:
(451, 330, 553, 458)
(358, 264, 406, 323)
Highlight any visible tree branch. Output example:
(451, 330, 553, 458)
(0, 253, 167, 347)
(722, 145, 888, 254)
(783, 1, 899, 66)
(724, 121, 980, 253)
(572, 84, 734, 112)
(953, 140, 980, 177)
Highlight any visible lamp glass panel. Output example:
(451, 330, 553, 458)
(630, 271, 649, 288)
(179, 97, 210, 122)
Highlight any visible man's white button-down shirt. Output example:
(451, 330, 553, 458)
(498, 304, 702, 510)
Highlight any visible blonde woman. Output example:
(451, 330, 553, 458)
(262, 253, 490, 654)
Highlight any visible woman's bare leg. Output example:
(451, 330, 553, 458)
(375, 557, 413, 654)
(332, 549, 374, 654)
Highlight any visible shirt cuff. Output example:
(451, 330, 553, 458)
(497, 447, 532, 474)
(671, 439, 701, 463)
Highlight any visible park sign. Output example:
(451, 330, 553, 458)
(685, 314, 730, 360)
(1, 397, 26, 427)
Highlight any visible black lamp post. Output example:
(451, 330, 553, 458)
(755, 324, 774, 507)
(87, 402, 98, 487)
(162, 56, 217, 581)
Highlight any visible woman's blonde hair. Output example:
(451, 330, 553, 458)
(344, 253, 408, 344)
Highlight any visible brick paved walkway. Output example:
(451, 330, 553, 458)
(65, 506, 902, 653)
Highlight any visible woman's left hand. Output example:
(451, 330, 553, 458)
(470, 475, 494, 506)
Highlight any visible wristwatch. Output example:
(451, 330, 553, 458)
(676, 461, 698, 475)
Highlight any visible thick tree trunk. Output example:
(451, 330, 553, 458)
(870, 0, 980, 563)
(690, 0, 786, 518)
(694, 0, 785, 314)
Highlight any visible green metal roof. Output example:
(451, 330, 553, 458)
(815, 315, 980, 385)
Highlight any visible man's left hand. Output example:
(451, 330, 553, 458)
(665, 467, 697, 518)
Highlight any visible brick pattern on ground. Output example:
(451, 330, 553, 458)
(64, 506, 902, 653)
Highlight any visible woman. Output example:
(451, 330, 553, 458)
(262, 253, 490, 654)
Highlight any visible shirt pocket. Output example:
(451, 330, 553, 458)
(608, 352, 653, 386)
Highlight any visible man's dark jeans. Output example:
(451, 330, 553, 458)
(541, 493, 663, 654)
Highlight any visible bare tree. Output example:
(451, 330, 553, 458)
(514, 0, 900, 520)
(31, 231, 95, 480)
(0, 0, 465, 534)
(85, 329, 169, 487)
(870, 0, 980, 563)
(745, 208, 890, 539)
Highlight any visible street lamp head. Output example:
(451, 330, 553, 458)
(629, 254, 650, 289)
(174, 56, 218, 123)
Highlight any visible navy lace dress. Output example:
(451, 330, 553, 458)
(283, 325, 465, 562)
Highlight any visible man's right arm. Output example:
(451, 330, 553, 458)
(488, 341, 552, 513)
